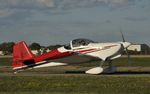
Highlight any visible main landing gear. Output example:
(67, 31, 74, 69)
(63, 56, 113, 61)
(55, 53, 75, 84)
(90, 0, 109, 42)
(85, 60, 117, 75)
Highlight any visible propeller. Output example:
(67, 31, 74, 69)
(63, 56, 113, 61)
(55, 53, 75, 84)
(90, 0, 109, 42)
(120, 30, 131, 64)
(120, 29, 125, 42)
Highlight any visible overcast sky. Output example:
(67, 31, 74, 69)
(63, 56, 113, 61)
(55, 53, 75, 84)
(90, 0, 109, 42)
(0, 0, 150, 46)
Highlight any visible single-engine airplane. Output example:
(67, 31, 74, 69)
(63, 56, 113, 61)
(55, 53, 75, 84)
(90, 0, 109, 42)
(12, 33, 131, 74)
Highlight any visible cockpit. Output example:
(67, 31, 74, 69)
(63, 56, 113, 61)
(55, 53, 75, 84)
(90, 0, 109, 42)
(72, 38, 95, 47)
(64, 38, 95, 49)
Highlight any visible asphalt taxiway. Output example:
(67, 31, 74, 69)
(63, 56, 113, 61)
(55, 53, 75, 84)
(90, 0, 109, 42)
(0, 71, 150, 77)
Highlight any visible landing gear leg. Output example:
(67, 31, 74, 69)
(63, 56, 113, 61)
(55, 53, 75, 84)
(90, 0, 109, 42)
(100, 61, 104, 67)
(108, 60, 112, 71)
(104, 60, 116, 73)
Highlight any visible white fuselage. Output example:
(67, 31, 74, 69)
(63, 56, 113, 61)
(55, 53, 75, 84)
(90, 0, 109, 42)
(33, 42, 130, 68)
(71, 43, 123, 61)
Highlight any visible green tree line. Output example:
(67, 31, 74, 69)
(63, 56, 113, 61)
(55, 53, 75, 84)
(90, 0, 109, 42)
(0, 42, 62, 55)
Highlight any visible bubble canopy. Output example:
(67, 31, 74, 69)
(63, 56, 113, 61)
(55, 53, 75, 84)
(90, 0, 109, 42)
(64, 38, 95, 49)
(72, 38, 95, 47)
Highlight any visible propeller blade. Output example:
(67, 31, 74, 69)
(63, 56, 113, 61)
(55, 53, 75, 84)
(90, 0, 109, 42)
(119, 30, 131, 64)
(120, 29, 125, 42)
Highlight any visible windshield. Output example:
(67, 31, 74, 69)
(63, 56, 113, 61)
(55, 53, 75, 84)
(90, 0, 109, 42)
(72, 38, 95, 47)
(64, 43, 71, 49)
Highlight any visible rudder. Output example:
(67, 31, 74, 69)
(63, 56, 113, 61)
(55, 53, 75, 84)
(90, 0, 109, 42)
(12, 41, 35, 70)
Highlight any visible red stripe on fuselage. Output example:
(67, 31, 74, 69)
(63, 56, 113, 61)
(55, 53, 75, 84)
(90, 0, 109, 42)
(34, 49, 73, 63)
(74, 45, 118, 54)
(103, 45, 117, 49)
(75, 48, 97, 53)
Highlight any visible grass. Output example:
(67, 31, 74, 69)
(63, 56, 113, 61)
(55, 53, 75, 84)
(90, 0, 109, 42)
(1, 57, 150, 67)
(112, 57, 150, 67)
(72, 57, 150, 67)
(0, 57, 150, 94)
(1, 57, 150, 74)
(0, 75, 150, 94)
(0, 57, 12, 66)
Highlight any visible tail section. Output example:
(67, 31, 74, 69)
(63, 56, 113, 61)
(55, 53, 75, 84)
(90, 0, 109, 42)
(12, 41, 35, 70)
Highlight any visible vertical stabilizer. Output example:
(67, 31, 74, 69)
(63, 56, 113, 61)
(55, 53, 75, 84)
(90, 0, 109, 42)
(12, 41, 35, 70)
